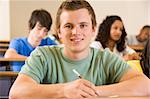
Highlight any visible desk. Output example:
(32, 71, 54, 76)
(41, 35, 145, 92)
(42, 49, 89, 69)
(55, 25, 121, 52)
(0, 48, 7, 57)
(85, 96, 149, 99)
(129, 45, 144, 52)
(0, 40, 9, 43)
(0, 58, 26, 62)
(0, 43, 9, 47)
(0, 58, 26, 71)
(0, 48, 7, 52)
(49, 96, 149, 99)
(0, 71, 18, 77)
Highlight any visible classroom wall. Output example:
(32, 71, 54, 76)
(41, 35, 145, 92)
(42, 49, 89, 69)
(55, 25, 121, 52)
(0, 0, 150, 40)
(89, 0, 149, 35)
(0, 0, 10, 40)
(148, 1, 150, 24)
(10, 0, 61, 39)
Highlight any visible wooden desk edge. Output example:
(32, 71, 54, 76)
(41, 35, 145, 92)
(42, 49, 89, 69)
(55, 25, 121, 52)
(128, 45, 144, 50)
(0, 58, 26, 61)
(0, 71, 18, 77)
(0, 48, 7, 52)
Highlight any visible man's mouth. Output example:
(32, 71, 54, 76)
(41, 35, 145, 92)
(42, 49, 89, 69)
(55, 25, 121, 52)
(70, 38, 84, 42)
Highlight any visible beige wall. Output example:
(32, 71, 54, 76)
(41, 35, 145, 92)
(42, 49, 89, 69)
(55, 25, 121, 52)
(0, 0, 150, 40)
(10, 0, 61, 39)
(89, 0, 149, 35)
(148, 1, 150, 24)
(0, 0, 10, 40)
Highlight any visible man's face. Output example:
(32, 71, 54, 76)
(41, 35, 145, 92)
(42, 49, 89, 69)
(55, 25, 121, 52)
(138, 28, 150, 42)
(58, 8, 96, 53)
(29, 22, 48, 46)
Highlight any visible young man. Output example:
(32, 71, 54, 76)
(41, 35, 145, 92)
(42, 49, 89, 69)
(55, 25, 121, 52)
(4, 9, 57, 71)
(127, 25, 150, 46)
(9, 0, 150, 99)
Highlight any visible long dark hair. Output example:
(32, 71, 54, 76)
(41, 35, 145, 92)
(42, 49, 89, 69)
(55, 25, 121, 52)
(96, 15, 127, 52)
(140, 38, 150, 78)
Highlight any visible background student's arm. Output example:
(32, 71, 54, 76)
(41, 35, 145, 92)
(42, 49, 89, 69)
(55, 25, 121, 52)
(9, 74, 98, 99)
(4, 48, 27, 59)
(96, 69, 150, 96)
(122, 46, 140, 61)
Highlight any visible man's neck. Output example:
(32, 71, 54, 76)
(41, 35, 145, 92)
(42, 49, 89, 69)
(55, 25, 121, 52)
(63, 47, 90, 61)
(27, 37, 37, 48)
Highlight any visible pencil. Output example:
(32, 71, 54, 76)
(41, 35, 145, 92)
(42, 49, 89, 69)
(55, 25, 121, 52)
(72, 69, 100, 96)
(72, 69, 82, 78)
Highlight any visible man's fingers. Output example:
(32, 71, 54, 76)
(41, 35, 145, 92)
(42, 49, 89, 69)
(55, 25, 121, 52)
(79, 89, 93, 98)
(77, 79, 99, 96)
(80, 83, 97, 96)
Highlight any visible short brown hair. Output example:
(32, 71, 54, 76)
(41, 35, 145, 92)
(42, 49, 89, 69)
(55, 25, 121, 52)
(55, 0, 96, 33)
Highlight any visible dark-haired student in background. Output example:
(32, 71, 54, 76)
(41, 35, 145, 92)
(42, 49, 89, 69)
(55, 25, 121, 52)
(4, 9, 57, 71)
(91, 15, 140, 61)
(127, 25, 150, 46)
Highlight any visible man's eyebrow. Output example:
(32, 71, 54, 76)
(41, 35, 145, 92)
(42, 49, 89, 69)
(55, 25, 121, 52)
(80, 22, 89, 24)
(65, 23, 71, 25)
(64, 23, 73, 26)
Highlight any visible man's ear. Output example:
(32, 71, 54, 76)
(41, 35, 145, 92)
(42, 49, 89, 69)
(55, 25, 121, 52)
(57, 29, 62, 39)
(92, 26, 97, 37)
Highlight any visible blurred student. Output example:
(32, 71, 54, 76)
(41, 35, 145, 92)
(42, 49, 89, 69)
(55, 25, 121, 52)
(9, 0, 150, 99)
(4, 9, 57, 71)
(127, 25, 150, 46)
(140, 38, 150, 78)
(91, 15, 140, 61)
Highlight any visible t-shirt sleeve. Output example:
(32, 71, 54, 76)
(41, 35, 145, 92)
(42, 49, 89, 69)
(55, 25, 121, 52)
(102, 49, 131, 84)
(19, 47, 47, 83)
(9, 39, 21, 53)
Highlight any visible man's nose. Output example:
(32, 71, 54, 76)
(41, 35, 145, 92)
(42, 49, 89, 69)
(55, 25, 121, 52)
(39, 29, 47, 38)
(72, 27, 80, 35)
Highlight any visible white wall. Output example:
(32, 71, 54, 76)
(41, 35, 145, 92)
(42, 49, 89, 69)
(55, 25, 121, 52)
(0, 0, 150, 40)
(0, 0, 10, 40)
(10, 0, 61, 39)
(148, 1, 150, 24)
(89, 0, 149, 35)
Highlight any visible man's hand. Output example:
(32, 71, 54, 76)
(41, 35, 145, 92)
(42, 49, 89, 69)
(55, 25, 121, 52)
(63, 79, 99, 99)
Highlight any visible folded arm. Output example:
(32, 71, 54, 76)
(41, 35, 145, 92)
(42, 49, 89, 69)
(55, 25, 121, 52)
(96, 69, 150, 96)
(4, 48, 27, 59)
(9, 74, 98, 99)
(9, 74, 65, 99)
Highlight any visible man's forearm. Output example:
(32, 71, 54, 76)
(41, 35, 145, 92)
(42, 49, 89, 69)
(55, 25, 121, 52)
(96, 75, 150, 96)
(9, 82, 66, 99)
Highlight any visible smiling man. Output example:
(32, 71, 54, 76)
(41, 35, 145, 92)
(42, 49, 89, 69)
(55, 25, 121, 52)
(4, 9, 57, 71)
(9, 0, 150, 99)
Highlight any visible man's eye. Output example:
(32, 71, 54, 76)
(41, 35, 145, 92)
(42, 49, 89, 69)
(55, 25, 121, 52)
(37, 26, 42, 30)
(65, 25, 72, 29)
(80, 24, 87, 28)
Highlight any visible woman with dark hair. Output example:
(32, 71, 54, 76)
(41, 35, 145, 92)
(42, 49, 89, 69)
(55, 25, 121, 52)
(91, 15, 140, 61)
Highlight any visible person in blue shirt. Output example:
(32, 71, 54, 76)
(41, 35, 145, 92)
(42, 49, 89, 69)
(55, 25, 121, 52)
(4, 9, 57, 71)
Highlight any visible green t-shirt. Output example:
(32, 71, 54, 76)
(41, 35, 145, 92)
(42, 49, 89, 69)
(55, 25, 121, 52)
(20, 46, 130, 85)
